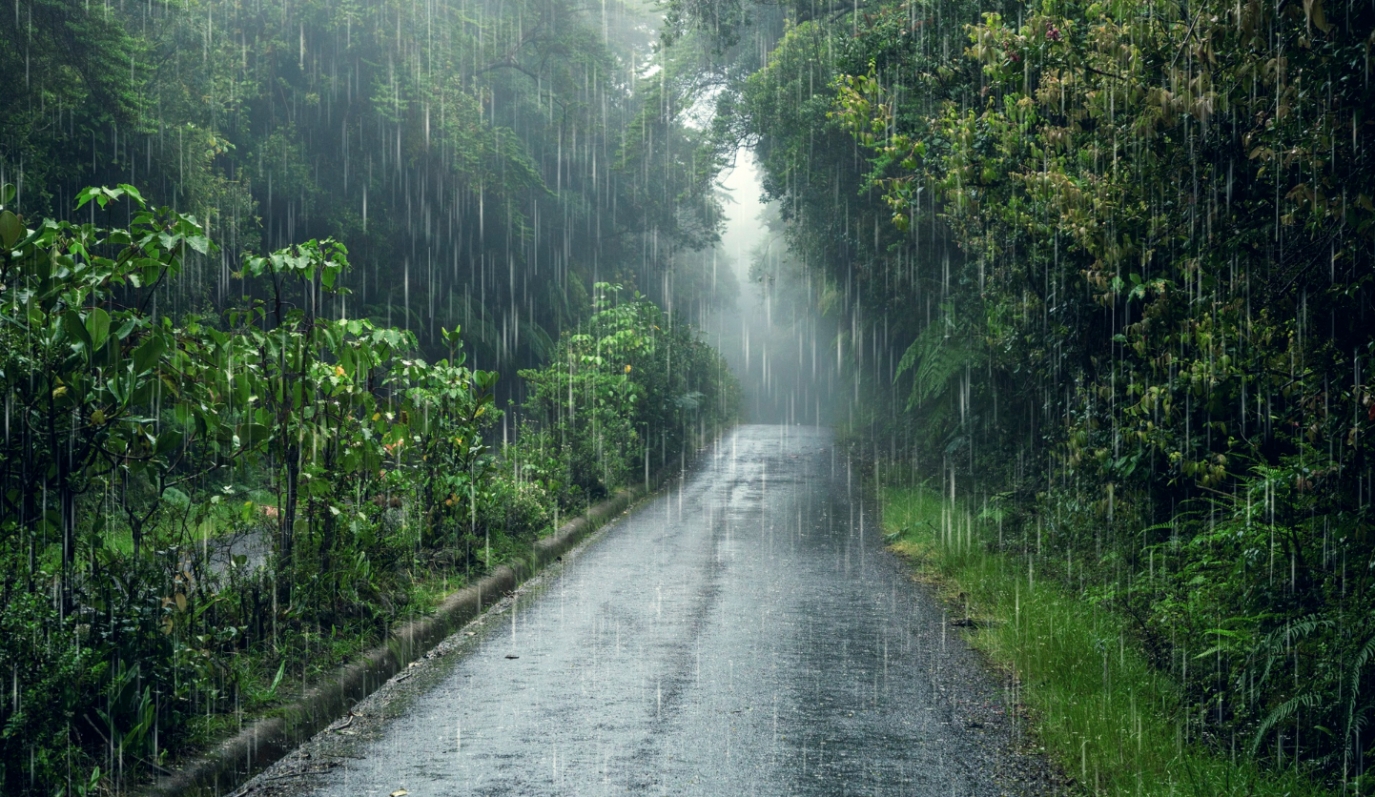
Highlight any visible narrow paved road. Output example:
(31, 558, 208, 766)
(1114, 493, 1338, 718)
(244, 425, 1053, 796)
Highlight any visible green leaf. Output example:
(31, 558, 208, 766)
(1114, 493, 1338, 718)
(266, 660, 287, 699)
(0, 209, 23, 248)
(75, 187, 101, 210)
(115, 184, 146, 206)
(63, 311, 94, 352)
(132, 335, 167, 374)
(320, 261, 340, 290)
(86, 308, 111, 350)
(236, 423, 271, 449)
(154, 428, 185, 457)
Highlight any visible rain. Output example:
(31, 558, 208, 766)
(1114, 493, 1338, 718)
(0, 0, 1371, 794)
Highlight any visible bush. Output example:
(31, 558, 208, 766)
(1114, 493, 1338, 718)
(0, 193, 735, 796)
(519, 283, 738, 502)
(0, 188, 495, 794)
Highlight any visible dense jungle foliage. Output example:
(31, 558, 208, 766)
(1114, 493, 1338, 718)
(520, 282, 739, 501)
(0, 0, 728, 373)
(666, 0, 1375, 788)
(0, 0, 740, 792)
(0, 186, 734, 795)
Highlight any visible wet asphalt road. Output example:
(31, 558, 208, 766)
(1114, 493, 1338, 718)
(247, 425, 1052, 797)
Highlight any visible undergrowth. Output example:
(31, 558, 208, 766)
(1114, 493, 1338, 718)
(881, 482, 1330, 797)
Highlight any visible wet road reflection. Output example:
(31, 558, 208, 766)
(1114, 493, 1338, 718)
(290, 425, 1029, 796)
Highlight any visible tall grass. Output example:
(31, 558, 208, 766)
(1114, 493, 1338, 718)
(881, 484, 1328, 797)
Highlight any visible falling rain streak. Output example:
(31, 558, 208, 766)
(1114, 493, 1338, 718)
(1, 0, 1373, 793)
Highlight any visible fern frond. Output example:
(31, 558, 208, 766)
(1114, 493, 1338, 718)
(1251, 692, 1322, 755)
(1344, 631, 1375, 749)
(1252, 615, 1335, 690)
(894, 314, 977, 411)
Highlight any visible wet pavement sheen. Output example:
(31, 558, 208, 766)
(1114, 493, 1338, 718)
(281, 425, 1041, 796)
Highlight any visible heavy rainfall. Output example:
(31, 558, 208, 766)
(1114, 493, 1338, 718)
(0, 0, 1370, 795)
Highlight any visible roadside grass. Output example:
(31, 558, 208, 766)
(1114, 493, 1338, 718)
(174, 506, 573, 757)
(408, 568, 471, 613)
(881, 483, 1327, 797)
(182, 561, 473, 750)
(185, 616, 409, 749)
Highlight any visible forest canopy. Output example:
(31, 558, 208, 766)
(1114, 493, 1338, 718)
(670, 0, 1375, 788)
(4, 0, 1375, 790)
(1, 0, 726, 378)
(0, 1, 740, 793)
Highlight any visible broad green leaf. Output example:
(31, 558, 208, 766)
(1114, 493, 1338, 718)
(132, 335, 167, 374)
(85, 308, 111, 350)
(75, 187, 101, 210)
(0, 210, 22, 248)
(115, 184, 146, 207)
(321, 261, 340, 290)
(237, 422, 271, 448)
(154, 428, 185, 457)
(62, 310, 94, 353)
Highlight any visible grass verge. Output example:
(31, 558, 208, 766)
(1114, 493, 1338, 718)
(181, 561, 474, 752)
(880, 483, 1328, 797)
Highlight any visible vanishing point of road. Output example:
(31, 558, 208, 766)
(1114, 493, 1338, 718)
(240, 425, 1055, 796)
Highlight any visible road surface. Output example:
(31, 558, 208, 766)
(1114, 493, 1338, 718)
(240, 425, 1054, 796)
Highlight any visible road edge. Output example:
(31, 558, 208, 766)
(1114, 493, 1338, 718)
(144, 470, 679, 797)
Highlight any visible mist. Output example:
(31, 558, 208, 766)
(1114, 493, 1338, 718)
(707, 150, 840, 425)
